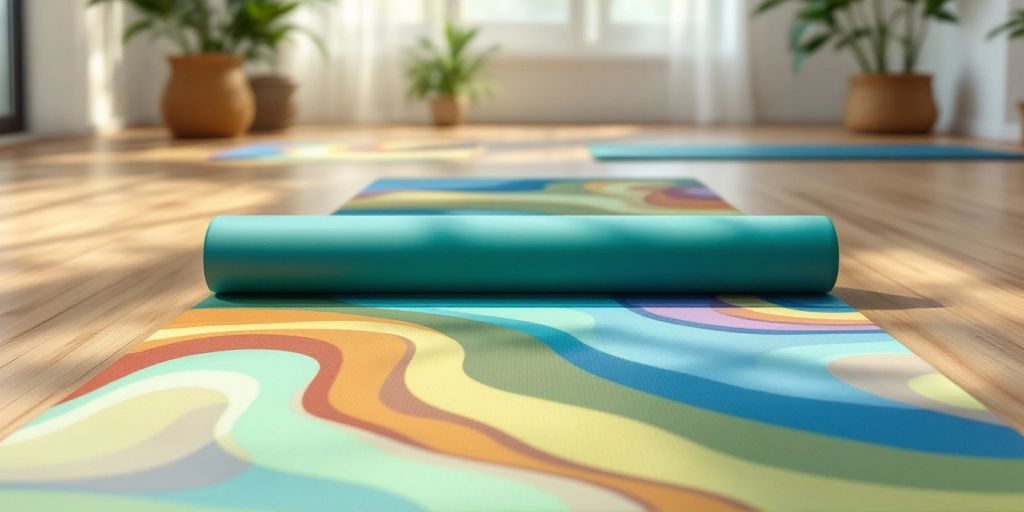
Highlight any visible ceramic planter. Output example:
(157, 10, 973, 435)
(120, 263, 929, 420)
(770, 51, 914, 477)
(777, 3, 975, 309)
(429, 95, 468, 127)
(161, 54, 255, 138)
(249, 74, 298, 132)
(844, 73, 937, 134)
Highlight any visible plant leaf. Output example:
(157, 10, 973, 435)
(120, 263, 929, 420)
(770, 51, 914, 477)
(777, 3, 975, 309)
(405, 19, 497, 102)
(753, 0, 791, 17)
(988, 11, 1024, 39)
(834, 28, 869, 50)
(122, 18, 155, 44)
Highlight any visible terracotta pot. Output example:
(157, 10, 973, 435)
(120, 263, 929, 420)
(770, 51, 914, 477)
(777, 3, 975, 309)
(844, 74, 937, 134)
(429, 95, 468, 127)
(161, 54, 255, 138)
(249, 74, 298, 132)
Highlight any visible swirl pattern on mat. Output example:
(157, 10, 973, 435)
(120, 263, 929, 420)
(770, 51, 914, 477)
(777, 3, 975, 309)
(342, 178, 738, 215)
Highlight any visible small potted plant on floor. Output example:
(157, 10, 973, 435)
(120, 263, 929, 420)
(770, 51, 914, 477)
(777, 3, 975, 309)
(88, 0, 329, 137)
(405, 21, 499, 127)
(988, 9, 1024, 143)
(753, 0, 958, 134)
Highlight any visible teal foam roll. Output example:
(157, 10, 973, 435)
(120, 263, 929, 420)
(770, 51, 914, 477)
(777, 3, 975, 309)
(204, 215, 839, 294)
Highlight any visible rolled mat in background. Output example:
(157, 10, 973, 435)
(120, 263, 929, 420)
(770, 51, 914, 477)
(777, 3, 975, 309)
(204, 215, 839, 294)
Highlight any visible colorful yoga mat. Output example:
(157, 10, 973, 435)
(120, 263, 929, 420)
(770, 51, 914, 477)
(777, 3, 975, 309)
(589, 143, 1024, 161)
(1, 179, 1021, 511)
(210, 140, 479, 162)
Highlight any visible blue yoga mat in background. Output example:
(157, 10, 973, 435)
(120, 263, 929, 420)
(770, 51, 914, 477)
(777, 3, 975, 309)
(589, 143, 1024, 161)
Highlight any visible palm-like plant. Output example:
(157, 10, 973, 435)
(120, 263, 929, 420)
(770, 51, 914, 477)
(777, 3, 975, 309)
(753, 0, 957, 73)
(987, 9, 1024, 41)
(223, 0, 329, 65)
(88, 0, 329, 62)
(405, 21, 499, 102)
(86, 0, 203, 53)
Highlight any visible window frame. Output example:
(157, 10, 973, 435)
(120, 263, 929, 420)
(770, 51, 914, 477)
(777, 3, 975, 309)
(0, 0, 24, 135)
(444, 0, 671, 59)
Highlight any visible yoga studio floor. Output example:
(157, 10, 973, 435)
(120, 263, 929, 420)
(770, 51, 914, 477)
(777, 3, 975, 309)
(1, 124, 1023, 439)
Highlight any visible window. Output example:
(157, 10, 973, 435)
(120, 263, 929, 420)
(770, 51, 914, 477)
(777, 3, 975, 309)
(379, 0, 675, 57)
(609, 0, 670, 25)
(452, 0, 671, 57)
(0, 0, 22, 134)
(461, 0, 570, 24)
(387, 0, 427, 26)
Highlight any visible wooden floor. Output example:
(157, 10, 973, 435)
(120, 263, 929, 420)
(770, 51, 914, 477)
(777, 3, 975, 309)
(1, 124, 1024, 438)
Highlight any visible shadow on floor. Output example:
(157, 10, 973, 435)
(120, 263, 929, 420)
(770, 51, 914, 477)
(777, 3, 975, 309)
(833, 287, 942, 311)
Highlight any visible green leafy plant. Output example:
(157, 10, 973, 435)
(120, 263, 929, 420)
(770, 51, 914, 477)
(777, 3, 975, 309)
(987, 9, 1024, 41)
(223, 0, 330, 64)
(753, 0, 957, 73)
(88, 0, 329, 63)
(405, 21, 499, 101)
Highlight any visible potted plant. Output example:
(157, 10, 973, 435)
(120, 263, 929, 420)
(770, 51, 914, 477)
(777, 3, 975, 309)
(226, 0, 330, 132)
(987, 9, 1024, 143)
(405, 21, 498, 127)
(753, 0, 957, 134)
(88, 0, 328, 137)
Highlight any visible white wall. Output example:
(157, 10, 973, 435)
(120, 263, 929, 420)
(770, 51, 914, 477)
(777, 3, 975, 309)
(472, 57, 670, 123)
(959, 0, 1024, 141)
(25, 0, 93, 135)
(1005, 0, 1024, 127)
(25, 1, 128, 136)
(748, 3, 857, 124)
(950, 0, 1024, 140)
(119, 34, 170, 127)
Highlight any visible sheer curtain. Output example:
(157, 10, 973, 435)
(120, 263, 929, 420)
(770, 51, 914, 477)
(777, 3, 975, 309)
(667, 0, 755, 124)
(284, 0, 754, 124)
(285, 0, 429, 124)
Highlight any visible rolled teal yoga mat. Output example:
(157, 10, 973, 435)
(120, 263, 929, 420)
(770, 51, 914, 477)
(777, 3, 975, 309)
(204, 215, 838, 294)
(589, 143, 1024, 161)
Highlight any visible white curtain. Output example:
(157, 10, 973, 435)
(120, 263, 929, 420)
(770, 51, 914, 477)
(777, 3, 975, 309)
(259, 0, 756, 125)
(667, 0, 755, 124)
(285, 0, 430, 124)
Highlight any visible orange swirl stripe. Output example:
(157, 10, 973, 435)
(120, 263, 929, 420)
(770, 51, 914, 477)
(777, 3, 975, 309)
(643, 188, 737, 211)
(714, 304, 872, 326)
(68, 312, 749, 512)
